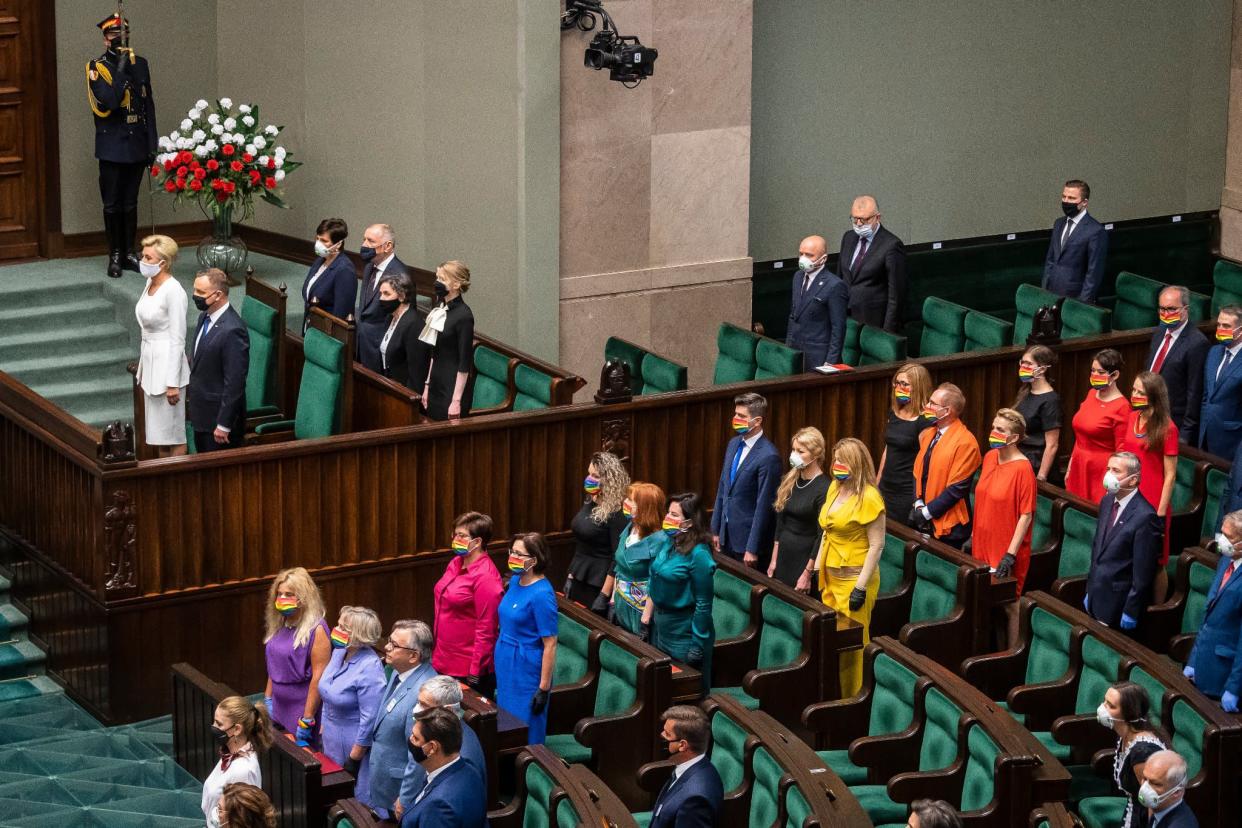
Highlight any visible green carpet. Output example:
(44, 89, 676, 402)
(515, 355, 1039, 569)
(0, 252, 313, 430)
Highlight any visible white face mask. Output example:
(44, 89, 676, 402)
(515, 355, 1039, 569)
(1102, 471, 1130, 495)
(314, 239, 337, 258)
(1096, 702, 1116, 728)
(789, 450, 806, 469)
(139, 259, 162, 278)
(1137, 780, 1181, 810)
(797, 255, 816, 271)
(1217, 532, 1241, 558)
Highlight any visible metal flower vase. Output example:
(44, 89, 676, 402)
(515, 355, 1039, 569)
(197, 203, 248, 283)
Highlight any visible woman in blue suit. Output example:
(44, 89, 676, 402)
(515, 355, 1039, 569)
(302, 218, 357, 327)
(317, 605, 387, 805)
(494, 532, 558, 743)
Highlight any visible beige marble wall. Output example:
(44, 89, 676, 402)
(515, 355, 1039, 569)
(560, 0, 753, 392)
(1222, 0, 1242, 259)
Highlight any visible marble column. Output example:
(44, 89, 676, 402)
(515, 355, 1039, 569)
(559, 0, 753, 394)
(1221, 0, 1242, 258)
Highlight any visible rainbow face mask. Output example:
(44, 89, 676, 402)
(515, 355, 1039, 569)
(274, 597, 299, 616)
(451, 538, 471, 556)
(830, 461, 850, 481)
(329, 627, 350, 649)
(1217, 324, 1237, 343)
(894, 388, 911, 404)
(583, 475, 601, 495)
(1158, 310, 1182, 328)
(731, 414, 751, 434)
(506, 555, 527, 574)
(662, 518, 684, 536)
(1018, 366, 1036, 383)
(1130, 391, 1149, 410)
(987, 429, 1010, 449)
(622, 502, 634, 518)
(922, 404, 943, 421)
(1088, 371, 1110, 388)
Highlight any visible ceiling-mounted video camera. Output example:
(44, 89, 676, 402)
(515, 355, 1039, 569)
(562, 0, 657, 88)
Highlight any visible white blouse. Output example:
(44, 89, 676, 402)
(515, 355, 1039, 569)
(201, 745, 262, 828)
(134, 276, 191, 395)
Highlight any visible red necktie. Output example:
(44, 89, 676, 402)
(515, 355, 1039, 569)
(1223, 562, 1236, 590)
(1151, 331, 1174, 373)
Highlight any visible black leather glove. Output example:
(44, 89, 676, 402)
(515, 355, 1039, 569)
(590, 592, 610, 616)
(907, 507, 932, 535)
(639, 622, 650, 643)
(343, 756, 361, 777)
(531, 688, 549, 715)
(995, 554, 1016, 579)
(848, 587, 867, 612)
(686, 646, 704, 668)
(465, 674, 481, 691)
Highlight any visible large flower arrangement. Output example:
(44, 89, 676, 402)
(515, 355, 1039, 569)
(150, 97, 301, 223)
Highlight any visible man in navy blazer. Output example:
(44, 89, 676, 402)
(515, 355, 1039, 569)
(1140, 751, 1199, 827)
(711, 393, 782, 570)
(187, 268, 249, 453)
(1198, 305, 1242, 460)
(356, 222, 408, 373)
(1146, 286, 1210, 437)
(397, 675, 486, 818)
(1084, 452, 1162, 631)
(838, 196, 907, 332)
(786, 234, 848, 369)
(371, 620, 437, 819)
(1042, 179, 1108, 303)
(650, 706, 723, 828)
(400, 707, 487, 828)
(1185, 510, 1242, 712)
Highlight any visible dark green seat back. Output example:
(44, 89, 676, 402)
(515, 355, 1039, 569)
(594, 639, 638, 717)
(709, 709, 749, 794)
(1075, 635, 1124, 714)
(640, 352, 688, 395)
(960, 724, 1001, 812)
(522, 761, 557, 828)
(877, 533, 906, 597)
(604, 336, 646, 384)
(713, 323, 758, 384)
(1031, 494, 1054, 552)
(1112, 271, 1163, 330)
(513, 364, 554, 411)
(842, 317, 861, 366)
(554, 612, 591, 687)
(757, 594, 803, 670)
(472, 345, 511, 410)
(1202, 467, 1229, 538)
(785, 786, 812, 827)
(713, 569, 753, 642)
(1061, 298, 1111, 339)
(919, 687, 963, 771)
(1014, 284, 1060, 345)
(1212, 259, 1242, 315)
(909, 550, 959, 623)
(241, 295, 279, 412)
(754, 338, 803, 379)
(1128, 665, 1168, 729)
(294, 328, 345, 439)
(963, 309, 1013, 351)
(920, 297, 968, 357)
(859, 325, 907, 366)
(749, 746, 783, 827)
(1170, 699, 1206, 779)
(869, 653, 919, 734)
(1171, 456, 1198, 513)
(1057, 506, 1096, 579)
(1182, 558, 1219, 635)
(1189, 290, 1212, 322)
(1025, 607, 1073, 685)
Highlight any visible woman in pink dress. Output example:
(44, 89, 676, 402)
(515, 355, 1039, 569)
(1120, 371, 1178, 603)
(1065, 349, 1129, 503)
(432, 511, 503, 697)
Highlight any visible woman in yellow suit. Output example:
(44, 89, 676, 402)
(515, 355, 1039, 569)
(812, 437, 886, 697)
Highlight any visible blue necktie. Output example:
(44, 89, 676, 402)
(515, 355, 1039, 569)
(729, 440, 745, 485)
(194, 313, 211, 356)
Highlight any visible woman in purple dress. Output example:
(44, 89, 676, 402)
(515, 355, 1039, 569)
(263, 567, 331, 746)
(317, 605, 387, 805)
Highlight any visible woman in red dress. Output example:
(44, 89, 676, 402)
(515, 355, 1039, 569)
(1120, 371, 1178, 603)
(1065, 349, 1129, 503)
(972, 407, 1037, 648)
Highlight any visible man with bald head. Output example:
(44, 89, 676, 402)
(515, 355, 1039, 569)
(838, 195, 907, 332)
(1139, 750, 1197, 826)
(786, 234, 848, 369)
(1145, 285, 1209, 436)
(356, 223, 409, 373)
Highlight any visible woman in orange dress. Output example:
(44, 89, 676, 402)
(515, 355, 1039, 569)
(972, 408, 1036, 647)
(1065, 349, 1129, 503)
(1120, 371, 1178, 603)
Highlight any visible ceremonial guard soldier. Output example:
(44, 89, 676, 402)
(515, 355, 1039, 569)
(87, 13, 157, 279)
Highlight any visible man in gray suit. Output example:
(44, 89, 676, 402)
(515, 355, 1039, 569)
(369, 619, 436, 818)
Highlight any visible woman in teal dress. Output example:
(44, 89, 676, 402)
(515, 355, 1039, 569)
(648, 491, 716, 691)
(599, 482, 669, 639)
(494, 532, 558, 744)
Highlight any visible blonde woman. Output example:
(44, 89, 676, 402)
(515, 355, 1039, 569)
(317, 605, 387, 805)
(812, 438, 886, 696)
(263, 567, 330, 746)
(133, 234, 190, 456)
(767, 427, 830, 590)
(421, 260, 475, 420)
(567, 451, 631, 610)
(877, 363, 935, 525)
(201, 695, 273, 828)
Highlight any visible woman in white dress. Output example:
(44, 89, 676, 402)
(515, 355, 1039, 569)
(201, 695, 273, 828)
(133, 234, 191, 456)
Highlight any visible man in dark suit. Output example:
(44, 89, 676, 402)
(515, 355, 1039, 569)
(711, 392, 782, 570)
(1042, 179, 1108, 303)
(1198, 304, 1242, 460)
(400, 707, 486, 828)
(1146, 285, 1210, 437)
(187, 269, 249, 453)
(356, 223, 408, 373)
(397, 675, 487, 819)
(1139, 750, 1198, 827)
(786, 234, 848, 369)
(1185, 509, 1242, 712)
(1217, 443, 1242, 533)
(1084, 452, 1162, 631)
(838, 195, 906, 332)
(650, 706, 723, 828)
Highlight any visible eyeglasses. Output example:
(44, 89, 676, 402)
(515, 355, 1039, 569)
(892, 379, 911, 390)
(1158, 306, 1185, 314)
(385, 638, 414, 651)
(850, 214, 878, 226)
(509, 549, 533, 560)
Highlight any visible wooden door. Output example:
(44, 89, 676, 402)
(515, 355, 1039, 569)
(0, 0, 52, 260)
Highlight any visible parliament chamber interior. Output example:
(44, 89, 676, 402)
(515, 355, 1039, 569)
(0, 1, 1238, 826)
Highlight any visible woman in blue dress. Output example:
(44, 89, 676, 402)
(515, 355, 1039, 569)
(494, 532, 559, 744)
(316, 605, 387, 805)
(599, 482, 671, 639)
(649, 492, 717, 691)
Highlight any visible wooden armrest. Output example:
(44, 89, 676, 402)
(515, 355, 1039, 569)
(1141, 596, 1186, 654)
(1007, 674, 1077, 727)
(575, 706, 640, 748)
(849, 725, 922, 780)
(636, 759, 676, 792)
(1169, 633, 1196, 664)
(1090, 747, 1116, 777)
(252, 419, 295, 435)
(885, 760, 965, 805)
(961, 646, 1027, 700)
(743, 654, 811, 698)
(1051, 713, 1114, 756)
(327, 799, 381, 827)
(801, 693, 871, 743)
(899, 606, 967, 663)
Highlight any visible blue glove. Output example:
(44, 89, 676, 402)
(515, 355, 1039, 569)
(295, 715, 315, 747)
(1082, 595, 1089, 612)
(1120, 613, 1137, 631)
(263, 696, 274, 713)
(1183, 665, 1195, 681)
(1222, 691, 1238, 713)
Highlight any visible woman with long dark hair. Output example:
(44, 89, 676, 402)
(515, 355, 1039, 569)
(1077, 682, 1168, 828)
(1012, 345, 1061, 481)
(1120, 370, 1178, 602)
(1066, 348, 1129, 503)
(648, 492, 717, 689)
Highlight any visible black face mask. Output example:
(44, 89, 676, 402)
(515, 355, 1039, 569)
(210, 725, 230, 748)
(408, 740, 428, 764)
(1061, 200, 1080, 217)
(378, 298, 400, 314)
(360, 245, 377, 262)
(434, 281, 449, 298)
(193, 295, 210, 312)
